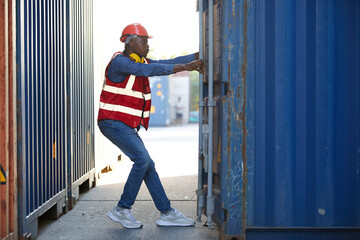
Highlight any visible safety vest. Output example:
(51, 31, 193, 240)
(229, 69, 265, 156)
(98, 52, 151, 130)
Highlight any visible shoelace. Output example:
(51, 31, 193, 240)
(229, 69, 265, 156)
(172, 209, 186, 218)
(119, 208, 136, 221)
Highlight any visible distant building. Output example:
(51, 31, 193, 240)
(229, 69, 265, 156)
(148, 71, 191, 127)
(169, 71, 190, 125)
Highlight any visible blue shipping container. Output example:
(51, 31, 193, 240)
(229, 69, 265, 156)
(149, 76, 170, 127)
(16, 0, 95, 238)
(68, 0, 96, 202)
(198, 0, 360, 239)
(16, 1, 68, 237)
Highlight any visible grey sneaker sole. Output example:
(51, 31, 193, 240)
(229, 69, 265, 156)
(156, 219, 195, 227)
(107, 211, 143, 229)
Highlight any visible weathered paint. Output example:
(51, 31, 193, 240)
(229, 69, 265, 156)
(240, 0, 248, 238)
(200, 0, 360, 239)
(219, 0, 256, 238)
(0, 0, 16, 239)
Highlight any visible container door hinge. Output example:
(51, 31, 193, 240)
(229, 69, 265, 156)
(207, 100, 216, 107)
(202, 124, 209, 172)
(199, 100, 206, 107)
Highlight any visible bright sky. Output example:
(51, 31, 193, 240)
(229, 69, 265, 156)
(94, 0, 199, 60)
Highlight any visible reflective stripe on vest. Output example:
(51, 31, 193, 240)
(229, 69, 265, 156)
(99, 74, 151, 116)
(101, 77, 151, 101)
(99, 102, 150, 118)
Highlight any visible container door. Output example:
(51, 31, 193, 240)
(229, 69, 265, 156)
(198, 0, 225, 228)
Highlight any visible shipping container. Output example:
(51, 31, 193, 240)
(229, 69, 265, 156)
(149, 76, 170, 127)
(16, 0, 68, 237)
(68, 0, 95, 204)
(198, 0, 360, 239)
(15, 0, 94, 238)
(0, 0, 17, 239)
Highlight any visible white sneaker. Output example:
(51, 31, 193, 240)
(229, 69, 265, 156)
(107, 206, 143, 229)
(156, 209, 196, 227)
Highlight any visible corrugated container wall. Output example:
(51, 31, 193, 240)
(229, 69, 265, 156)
(0, 0, 16, 239)
(200, 0, 360, 239)
(16, 0, 94, 238)
(17, 0, 67, 237)
(69, 0, 95, 204)
(251, 0, 360, 232)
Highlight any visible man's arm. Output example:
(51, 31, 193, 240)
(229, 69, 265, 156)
(108, 55, 174, 82)
(107, 54, 203, 82)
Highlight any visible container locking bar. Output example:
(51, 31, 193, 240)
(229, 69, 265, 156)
(197, 0, 205, 221)
(206, 0, 215, 228)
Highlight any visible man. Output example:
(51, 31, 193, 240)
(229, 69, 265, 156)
(98, 23, 203, 229)
(175, 96, 184, 126)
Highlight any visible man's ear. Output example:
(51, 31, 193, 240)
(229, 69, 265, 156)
(127, 40, 134, 48)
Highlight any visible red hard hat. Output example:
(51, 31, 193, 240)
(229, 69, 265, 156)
(120, 23, 152, 43)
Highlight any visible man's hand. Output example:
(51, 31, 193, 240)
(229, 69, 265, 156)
(184, 59, 204, 73)
(174, 59, 204, 74)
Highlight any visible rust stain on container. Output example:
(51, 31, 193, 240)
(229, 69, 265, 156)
(232, 0, 236, 17)
(240, 0, 249, 235)
(0, 0, 16, 237)
(53, 141, 56, 159)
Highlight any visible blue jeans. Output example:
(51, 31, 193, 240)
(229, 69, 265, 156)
(98, 119, 172, 213)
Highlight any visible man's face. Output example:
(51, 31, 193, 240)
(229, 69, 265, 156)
(130, 36, 149, 58)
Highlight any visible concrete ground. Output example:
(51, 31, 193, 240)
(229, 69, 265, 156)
(37, 124, 219, 240)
